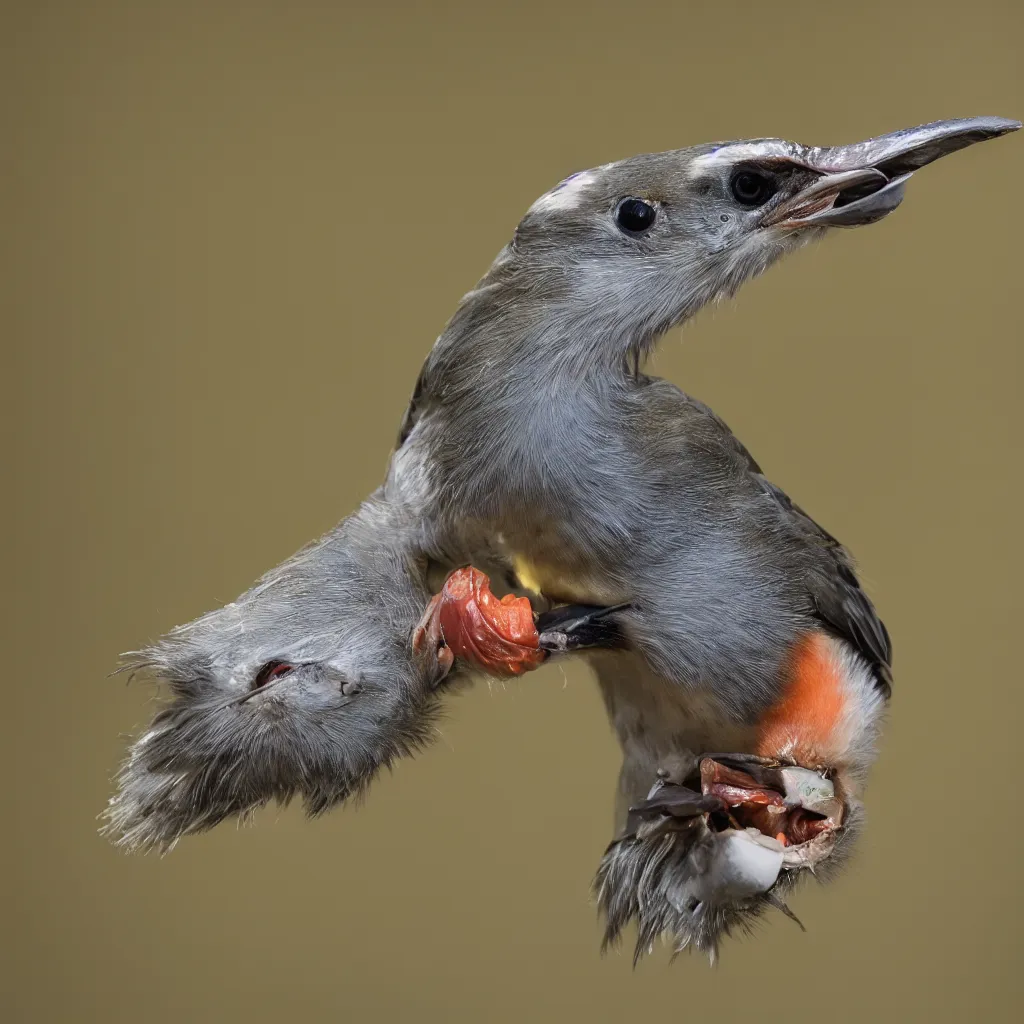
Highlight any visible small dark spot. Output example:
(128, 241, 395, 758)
(708, 810, 731, 833)
(720, 213, 730, 222)
(614, 197, 657, 234)
(341, 681, 363, 697)
(730, 169, 777, 207)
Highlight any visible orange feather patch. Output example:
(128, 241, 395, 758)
(756, 632, 846, 764)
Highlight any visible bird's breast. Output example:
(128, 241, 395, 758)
(509, 552, 627, 607)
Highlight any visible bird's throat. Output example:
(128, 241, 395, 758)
(511, 553, 619, 607)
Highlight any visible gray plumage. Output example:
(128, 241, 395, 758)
(387, 116, 1017, 955)
(107, 117, 1019, 959)
(104, 494, 453, 851)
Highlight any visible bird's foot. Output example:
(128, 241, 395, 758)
(534, 602, 630, 652)
(412, 567, 547, 677)
(596, 753, 846, 960)
(413, 568, 630, 678)
(411, 590, 457, 684)
(689, 753, 843, 852)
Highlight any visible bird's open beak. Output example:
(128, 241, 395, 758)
(766, 116, 1020, 229)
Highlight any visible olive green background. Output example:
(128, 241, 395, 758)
(4, 2, 1022, 1021)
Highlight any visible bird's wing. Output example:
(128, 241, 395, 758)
(646, 383, 893, 696)
(758, 472, 893, 696)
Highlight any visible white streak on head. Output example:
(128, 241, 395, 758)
(529, 170, 598, 214)
(688, 140, 796, 175)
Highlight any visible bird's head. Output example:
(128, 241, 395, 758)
(498, 117, 1019, 367)
(103, 501, 448, 852)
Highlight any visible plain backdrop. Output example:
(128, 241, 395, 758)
(4, 2, 1022, 1021)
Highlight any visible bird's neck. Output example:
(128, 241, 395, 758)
(427, 258, 646, 408)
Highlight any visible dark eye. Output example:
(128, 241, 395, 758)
(730, 171, 776, 207)
(252, 660, 294, 690)
(615, 197, 657, 234)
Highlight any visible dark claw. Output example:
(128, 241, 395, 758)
(766, 892, 806, 931)
(628, 784, 723, 822)
(536, 603, 630, 652)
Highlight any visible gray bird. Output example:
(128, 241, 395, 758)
(107, 116, 1018, 961)
(390, 116, 1019, 956)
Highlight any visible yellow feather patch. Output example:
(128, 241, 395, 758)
(511, 555, 546, 597)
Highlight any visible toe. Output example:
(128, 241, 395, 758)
(412, 593, 444, 654)
(433, 645, 455, 683)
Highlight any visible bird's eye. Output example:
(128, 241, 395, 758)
(615, 197, 657, 234)
(252, 660, 294, 690)
(730, 171, 776, 207)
